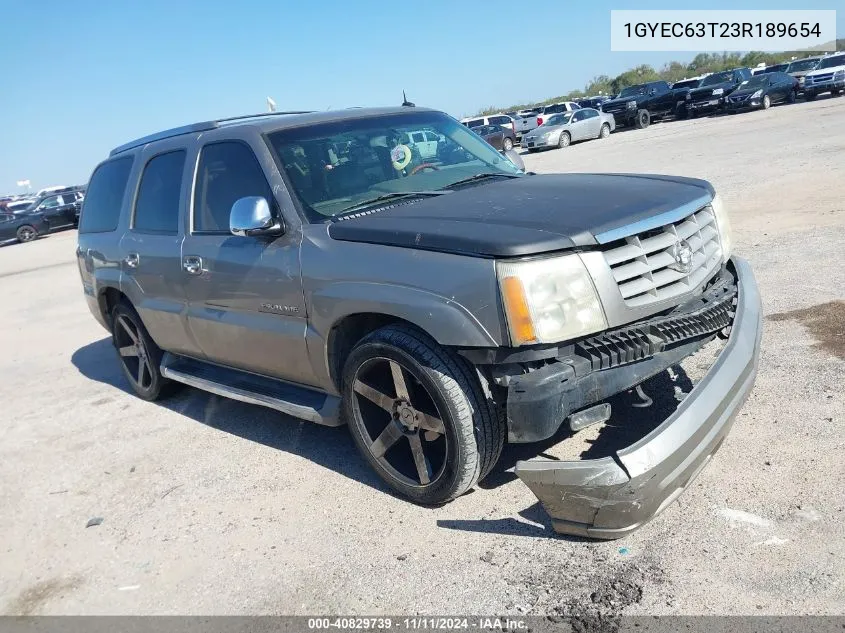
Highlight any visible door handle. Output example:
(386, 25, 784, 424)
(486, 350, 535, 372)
(124, 253, 139, 268)
(183, 255, 203, 275)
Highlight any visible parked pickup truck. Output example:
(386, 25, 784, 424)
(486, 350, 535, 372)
(599, 81, 676, 128)
(802, 52, 845, 101)
(77, 105, 761, 538)
(687, 68, 753, 116)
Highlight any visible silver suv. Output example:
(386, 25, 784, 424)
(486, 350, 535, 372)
(77, 106, 761, 538)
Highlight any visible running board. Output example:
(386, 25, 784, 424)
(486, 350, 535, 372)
(160, 353, 342, 426)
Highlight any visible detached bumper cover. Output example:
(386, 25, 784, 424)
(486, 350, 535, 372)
(515, 257, 762, 539)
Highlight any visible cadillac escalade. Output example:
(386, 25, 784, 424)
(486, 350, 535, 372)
(77, 106, 761, 538)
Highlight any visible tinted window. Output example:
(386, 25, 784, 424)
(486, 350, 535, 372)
(489, 116, 509, 125)
(193, 142, 272, 233)
(39, 196, 60, 209)
(572, 111, 585, 121)
(79, 157, 134, 233)
(133, 150, 186, 234)
(465, 119, 484, 128)
(584, 109, 599, 119)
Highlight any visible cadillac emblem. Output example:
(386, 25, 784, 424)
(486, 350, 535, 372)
(669, 239, 693, 274)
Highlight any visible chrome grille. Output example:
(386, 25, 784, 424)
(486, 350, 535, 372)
(601, 206, 723, 307)
(807, 72, 833, 84)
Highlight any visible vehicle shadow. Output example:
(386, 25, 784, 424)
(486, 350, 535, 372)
(70, 337, 385, 493)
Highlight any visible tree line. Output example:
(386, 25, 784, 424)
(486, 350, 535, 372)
(475, 40, 845, 116)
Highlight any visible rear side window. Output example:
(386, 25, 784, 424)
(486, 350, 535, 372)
(193, 141, 272, 233)
(79, 157, 134, 234)
(133, 150, 186, 234)
(465, 118, 484, 128)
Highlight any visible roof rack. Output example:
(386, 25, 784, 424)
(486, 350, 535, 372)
(109, 110, 315, 156)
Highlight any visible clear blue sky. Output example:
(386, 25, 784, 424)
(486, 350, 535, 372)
(0, 0, 840, 192)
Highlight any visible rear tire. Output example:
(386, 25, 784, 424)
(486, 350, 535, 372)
(634, 109, 651, 129)
(599, 123, 610, 139)
(557, 131, 571, 148)
(16, 225, 37, 243)
(342, 324, 504, 505)
(111, 302, 174, 401)
(502, 137, 514, 151)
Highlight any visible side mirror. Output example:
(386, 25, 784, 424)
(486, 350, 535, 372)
(649, 88, 656, 95)
(502, 148, 525, 172)
(230, 196, 284, 237)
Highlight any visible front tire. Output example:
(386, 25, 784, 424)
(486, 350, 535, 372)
(634, 109, 651, 129)
(502, 136, 514, 151)
(762, 95, 771, 110)
(832, 89, 842, 96)
(16, 225, 37, 243)
(557, 131, 571, 148)
(111, 302, 173, 401)
(787, 90, 797, 104)
(342, 324, 504, 505)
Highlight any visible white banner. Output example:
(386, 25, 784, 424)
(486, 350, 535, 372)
(611, 10, 837, 52)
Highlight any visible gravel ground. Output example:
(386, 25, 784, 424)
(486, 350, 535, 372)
(0, 95, 843, 619)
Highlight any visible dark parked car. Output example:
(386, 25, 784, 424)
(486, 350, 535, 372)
(599, 81, 676, 128)
(725, 72, 798, 112)
(575, 96, 610, 110)
(23, 189, 84, 230)
(0, 211, 49, 244)
(756, 63, 789, 75)
(472, 124, 516, 151)
(687, 68, 753, 116)
(669, 77, 703, 118)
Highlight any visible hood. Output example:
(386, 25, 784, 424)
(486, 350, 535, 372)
(730, 85, 765, 97)
(689, 82, 736, 99)
(525, 124, 565, 138)
(806, 64, 845, 76)
(601, 94, 639, 109)
(328, 174, 714, 258)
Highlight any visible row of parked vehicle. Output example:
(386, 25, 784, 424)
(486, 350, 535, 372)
(0, 185, 85, 244)
(460, 51, 845, 152)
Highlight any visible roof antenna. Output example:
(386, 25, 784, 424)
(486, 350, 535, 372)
(401, 90, 415, 107)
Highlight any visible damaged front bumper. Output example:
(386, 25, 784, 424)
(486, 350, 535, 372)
(514, 257, 762, 539)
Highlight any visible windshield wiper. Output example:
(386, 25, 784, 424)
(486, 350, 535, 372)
(336, 191, 449, 216)
(442, 172, 522, 190)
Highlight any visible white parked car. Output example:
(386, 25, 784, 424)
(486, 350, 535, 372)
(460, 113, 517, 133)
(535, 102, 581, 126)
(406, 129, 442, 159)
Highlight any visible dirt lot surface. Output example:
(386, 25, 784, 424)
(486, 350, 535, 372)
(1, 96, 843, 619)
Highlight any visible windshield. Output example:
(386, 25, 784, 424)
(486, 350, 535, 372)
(739, 75, 770, 89)
(701, 71, 736, 86)
(618, 85, 647, 98)
(544, 112, 573, 126)
(817, 54, 845, 69)
(266, 111, 522, 221)
(787, 59, 819, 72)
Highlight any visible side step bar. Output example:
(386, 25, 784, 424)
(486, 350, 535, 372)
(160, 353, 342, 426)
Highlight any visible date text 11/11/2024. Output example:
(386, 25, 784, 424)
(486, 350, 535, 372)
(307, 617, 529, 630)
(623, 21, 822, 39)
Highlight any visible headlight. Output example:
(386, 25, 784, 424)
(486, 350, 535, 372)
(710, 194, 733, 263)
(626, 100, 637, 109)
(750, 90, 762, 99)
(835, 70, 845, 78)
(540, 130, 552, 139)
(497, 255, 607, 345)
(712, 88, 724, 96)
